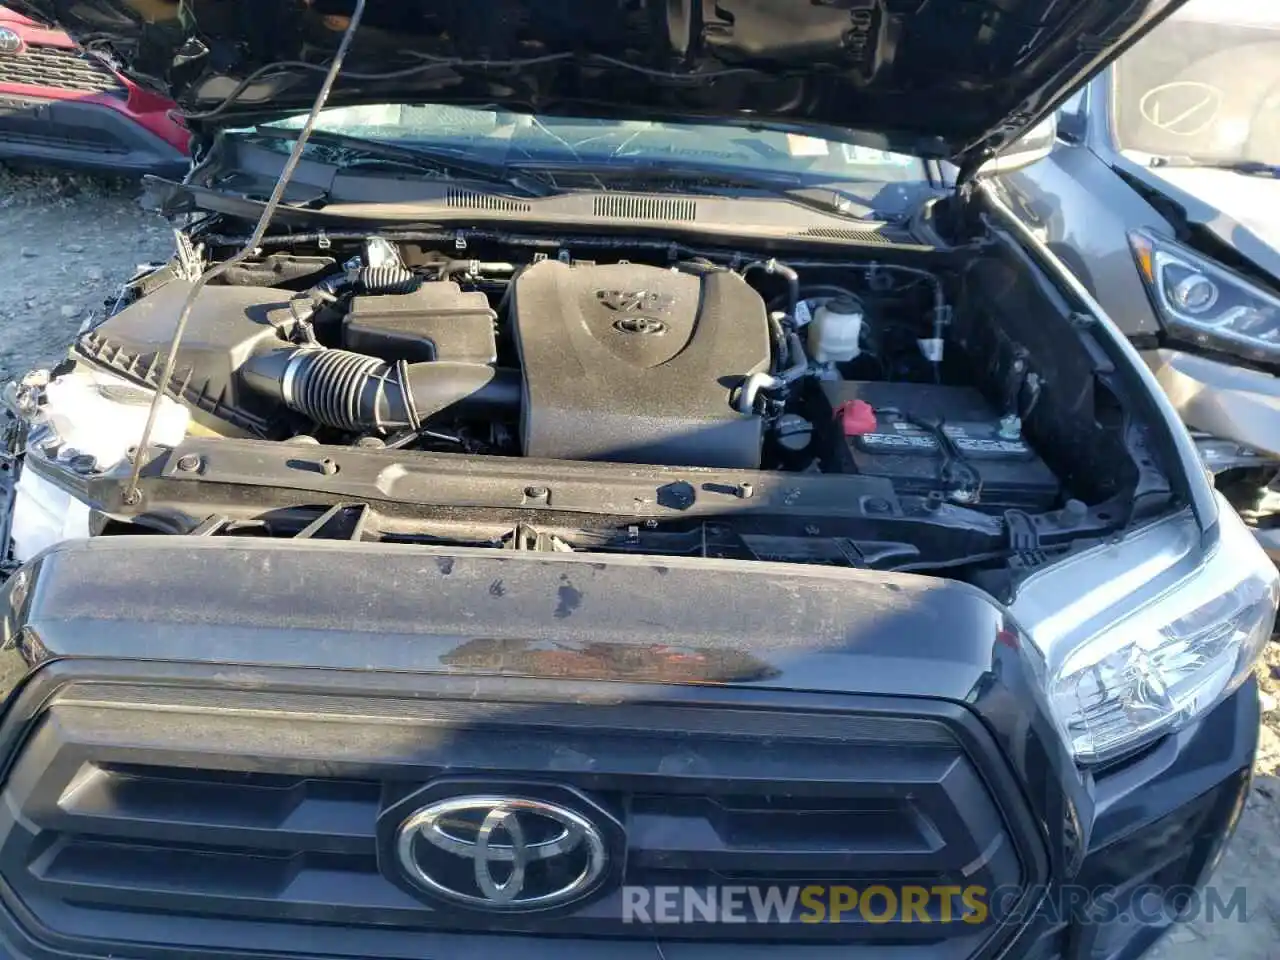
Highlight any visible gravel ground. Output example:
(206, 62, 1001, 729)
(0, 166, 172, 383)
(1, 163, 1279, 957)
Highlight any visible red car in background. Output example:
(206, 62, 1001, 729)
(0, 5, 188, 176)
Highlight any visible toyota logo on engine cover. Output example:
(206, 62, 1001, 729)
(394, 795, 610, 911)
(613, 315, 667, 335)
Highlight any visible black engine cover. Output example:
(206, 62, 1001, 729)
(511, 261, 770, 468)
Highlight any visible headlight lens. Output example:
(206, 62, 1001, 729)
(1023, 501, 1277, 763)
(1130, 230, 1280, 362)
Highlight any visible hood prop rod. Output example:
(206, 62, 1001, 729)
(124, 0, 367, 505)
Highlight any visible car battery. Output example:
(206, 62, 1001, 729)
(819, 380, 1060, 510)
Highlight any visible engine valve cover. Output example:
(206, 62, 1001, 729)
(511, 261, 770, 468)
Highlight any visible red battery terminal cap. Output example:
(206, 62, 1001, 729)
(834, 399, 877, 437)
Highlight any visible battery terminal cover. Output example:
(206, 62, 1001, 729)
(834, 399, 877, 437)
(820, 380, 1061, 511)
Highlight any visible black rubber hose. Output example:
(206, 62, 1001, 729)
(743, 259, 800, 316)
(767, 310, 789, 372)
(241, 348, 520, 432)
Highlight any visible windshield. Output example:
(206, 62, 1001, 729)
(1112, 0, 1280, 165)
(257, 105, 934, 218)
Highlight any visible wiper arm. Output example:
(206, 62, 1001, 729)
(506, 160, 878, 219)
(1149, 156, 1280, 178)
(1206, 160, 1280, 178)
(252, 127, 555, 197)
(511, 159, 806, 188)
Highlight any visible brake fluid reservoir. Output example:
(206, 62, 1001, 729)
(807, 296, 864, 363)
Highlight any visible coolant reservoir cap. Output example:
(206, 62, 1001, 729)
(826, 296, 863, 314)
(834, 399, 877, 437)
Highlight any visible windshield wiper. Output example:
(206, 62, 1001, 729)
(1149, 156, 1280, 178)
(1202, 160, 1280, 178)
(506, 159, 879, 219)
(252, 127, 555, 197)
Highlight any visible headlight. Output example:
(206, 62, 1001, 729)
(6, 367, 189, 565)
(1014, 499, 1277, 764)
(1130, 230, 1280, 362)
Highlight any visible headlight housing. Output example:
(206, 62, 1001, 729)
(1130, 230, 1280, 363)
(1016, 500, 1277, 764)
(5, 367, 189, 565)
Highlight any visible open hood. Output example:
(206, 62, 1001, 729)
(11, 0, 1187, 168)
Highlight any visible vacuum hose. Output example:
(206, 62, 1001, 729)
(241, 348, 521, 432)
(743, 259, 800, 316)
(733, 331, 809, 414)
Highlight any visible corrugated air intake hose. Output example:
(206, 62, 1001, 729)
(357, 265, 420, 295)
(240, 347, 521, 433)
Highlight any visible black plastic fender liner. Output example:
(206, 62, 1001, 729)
(240, 347, 520, 432)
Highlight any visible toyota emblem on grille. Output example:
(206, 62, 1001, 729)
(0, 27, 24, 56)
(395, 795, 609, 911)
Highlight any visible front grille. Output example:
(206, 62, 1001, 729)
(0, 44, 125, 95)
(0, 679, 1040, 958)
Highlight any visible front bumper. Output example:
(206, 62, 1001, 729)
(1148, 349, 1280, 459)
(1147, 348, 1280, 560)
(0, 537, 1258, 960)
(0, 93, 187, 178)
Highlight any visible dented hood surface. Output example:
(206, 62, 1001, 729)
(12, 0, 1187, 166)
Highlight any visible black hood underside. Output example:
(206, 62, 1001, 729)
(13, 0, 1186, 166)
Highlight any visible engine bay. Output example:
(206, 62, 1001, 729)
(8, 229, 1172, 590)
(78, 237, 1060, 486)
